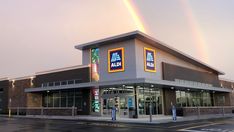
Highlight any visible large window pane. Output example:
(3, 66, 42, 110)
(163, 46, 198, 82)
(53, 92, 60, 107)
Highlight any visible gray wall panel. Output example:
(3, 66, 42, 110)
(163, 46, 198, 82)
(82, 49, 90, 65)
(98, 40, 137, 82)
(135, 39, 213, 80)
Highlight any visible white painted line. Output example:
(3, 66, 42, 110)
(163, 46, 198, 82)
(177, 123, 222, 132)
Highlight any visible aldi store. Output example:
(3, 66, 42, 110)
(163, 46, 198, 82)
(1, 31, 234, 117)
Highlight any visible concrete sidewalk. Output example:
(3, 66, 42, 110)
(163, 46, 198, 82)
(1, 114, 234, 124)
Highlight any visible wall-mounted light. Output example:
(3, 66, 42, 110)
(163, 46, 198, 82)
(11, 80, 15, 88)
(171, 87, 174, 90)
(150, 84, 154, 88)
(29, 77, 34, 87)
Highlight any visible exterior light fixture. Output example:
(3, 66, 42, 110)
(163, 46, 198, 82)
(187, 89, 190, 91)
(150, 84, 154, 88)
(30, 77, 34, 87)
(47, 90, 50, 93)
(171, 87, 174, 90)
(11, 80, 15, 88)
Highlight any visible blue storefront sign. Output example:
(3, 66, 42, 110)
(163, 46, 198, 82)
(108, 47, 125, 72)
(144, 47, 156, 72)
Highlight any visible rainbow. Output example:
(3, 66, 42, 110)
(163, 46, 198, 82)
(123, 0, 210, 63)
(123, 0, 146, 33)
(179, 0, 210, 63)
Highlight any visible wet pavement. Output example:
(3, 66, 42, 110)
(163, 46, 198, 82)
(0, 117, 234, 132)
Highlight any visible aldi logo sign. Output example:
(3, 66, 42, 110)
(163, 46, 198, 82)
(108, 47, 125, 72)
(144, 47, 156, 72)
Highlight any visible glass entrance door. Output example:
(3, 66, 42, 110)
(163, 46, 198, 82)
(102, 96, 129, 118)
(138, 87, 162, 116)
(145, 95, 162, 115)
(101, 87, 134, 118)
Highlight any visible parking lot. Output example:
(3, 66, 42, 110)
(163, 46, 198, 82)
(0, 116, 234, 132)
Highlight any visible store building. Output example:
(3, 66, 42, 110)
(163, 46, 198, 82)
(1, 31, 234, 117)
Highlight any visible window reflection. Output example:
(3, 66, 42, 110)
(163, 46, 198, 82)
(176, 90, 212, 107)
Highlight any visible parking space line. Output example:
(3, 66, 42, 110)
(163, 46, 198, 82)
(168, 122, 210, 128)
(177, 122, 222, 132)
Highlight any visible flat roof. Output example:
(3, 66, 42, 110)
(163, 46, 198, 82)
(36, 65, 90, 75)
(75, 31, 224, 75)
(0, 78, 9, 81)
(11, 76, 35, 81)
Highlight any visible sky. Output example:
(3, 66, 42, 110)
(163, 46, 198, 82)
(0, 0, 234, 80)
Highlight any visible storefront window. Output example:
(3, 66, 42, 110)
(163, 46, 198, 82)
(43, 90, 83, 108)
(61, 92, 67, 107)
(53, 92, 60, 107)
(176, 90, 213, 107)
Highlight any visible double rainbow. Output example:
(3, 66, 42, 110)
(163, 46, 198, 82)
(123, 0, 209, 63)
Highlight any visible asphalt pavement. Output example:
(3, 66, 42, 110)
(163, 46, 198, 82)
(0, 116, 234, 132)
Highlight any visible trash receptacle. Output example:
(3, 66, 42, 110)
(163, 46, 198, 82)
(129, 107, 135, 118)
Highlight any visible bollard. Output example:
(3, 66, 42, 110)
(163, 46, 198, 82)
(8, 109, 11, 118)
(149, 103, 152, 122)
(72, 106, 74, 117)
(222, 107, 225, 116)
(41, 107, 44, 116)
(197, 107, 200, 119)
(17, 107, 19, 116)
(111, 106, 117, 121)
(172, 105, 177, 121)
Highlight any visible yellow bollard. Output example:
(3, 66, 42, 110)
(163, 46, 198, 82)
(8, 109, 11, 118)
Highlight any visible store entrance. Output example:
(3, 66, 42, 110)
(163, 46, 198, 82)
(145, 96, 162, 115)
(103, 96, 131, 118)
(138, 87, 163, 116)
(101, 87, 134, 118)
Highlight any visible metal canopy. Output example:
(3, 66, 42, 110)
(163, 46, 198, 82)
(25, 78, 232, 93)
